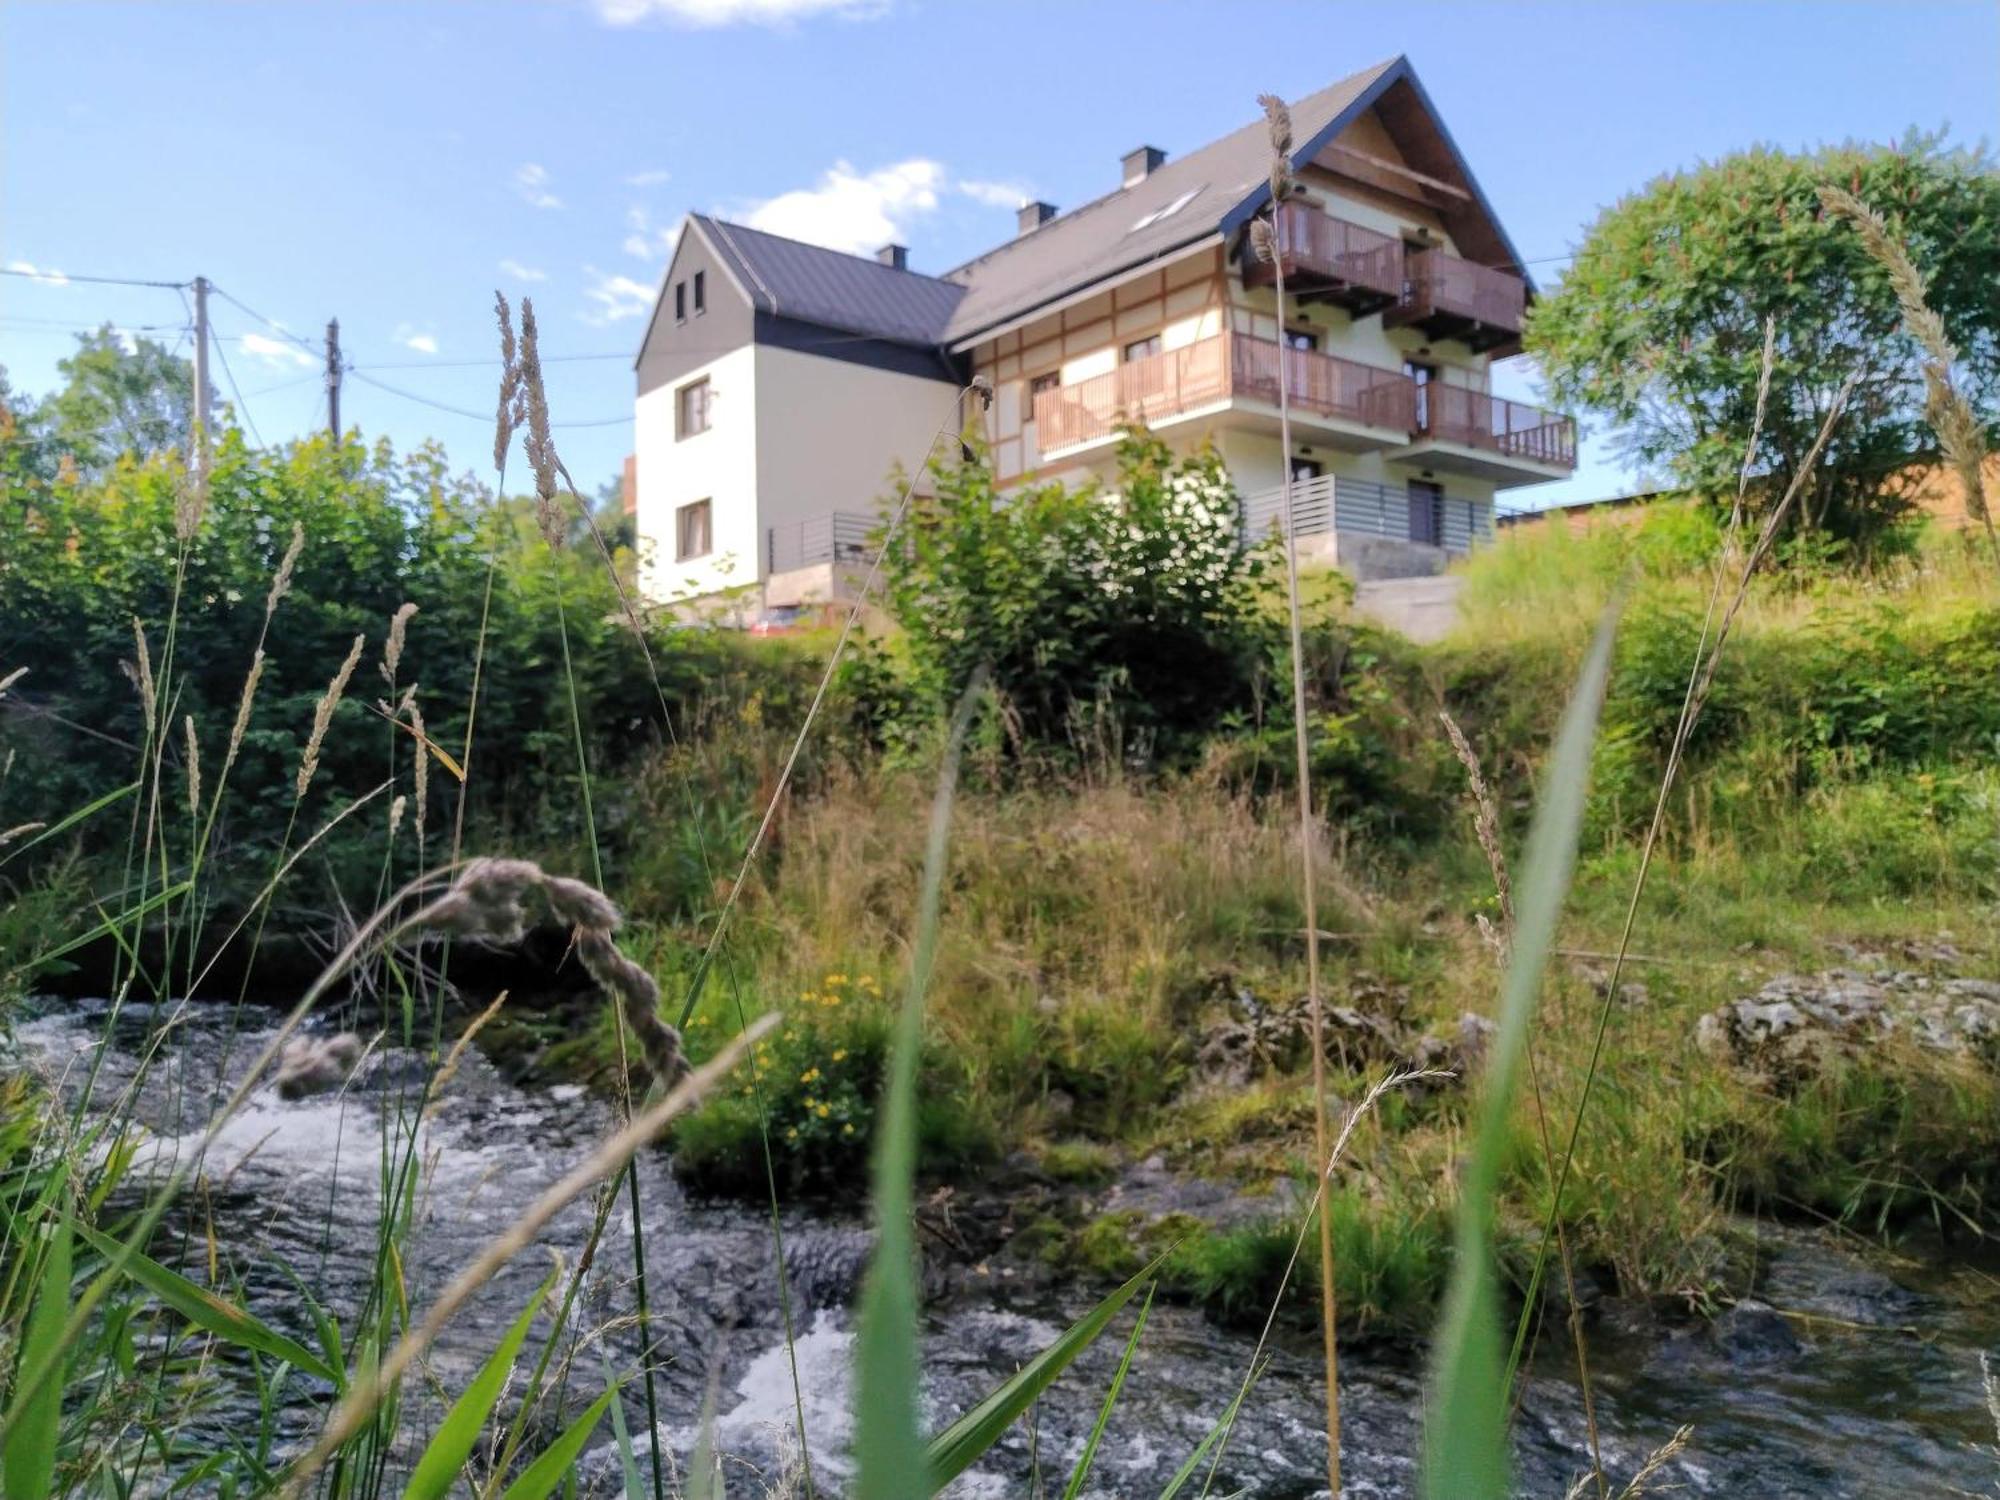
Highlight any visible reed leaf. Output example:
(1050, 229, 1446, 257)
(926, 1250, 1169, 1492)
(0, 782, 137, 872)
(1421, 602, 1620, 1500)
(1059, 1281, 1155, 1500)
(852, 672, 984, 1499)
(404, 1271, 555, 1500)
(2, 1211, 70, 1500)
(71, 1220, 339, 1386)
(1157, 1369, 1255, 1500)
(496, 1385, 618, 1500)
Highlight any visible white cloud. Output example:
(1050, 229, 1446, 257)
(6, 259, 69, 287)
(240, 332, 315, 370)
(394, 324, 440, 355)
(513, 163, 562, 210)
(581, 266, 656, 325)
(624, 168, 672, 187)
(957, 178, 1030, 210)
(498, 258, 548, 282)
(593, 0, 882, 27)
(621, 205, 682, 264)
(741, 158, 944, 255)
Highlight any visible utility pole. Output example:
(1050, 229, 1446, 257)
(191, 276, 212, 449)
(324, 318, 342, 441)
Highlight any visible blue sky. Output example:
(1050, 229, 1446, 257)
(3, 0, 1994, 509)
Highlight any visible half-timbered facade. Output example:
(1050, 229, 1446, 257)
(631, 55, 1574, 604)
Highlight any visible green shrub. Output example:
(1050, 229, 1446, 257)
(881, 427, 1268, 762)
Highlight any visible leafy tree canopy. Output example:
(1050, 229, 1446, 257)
(1526, 130, 2000, 550)
(6, 326, 209, 482)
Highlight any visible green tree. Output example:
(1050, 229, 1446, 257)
(21, 326, 209, 479)
(1526, 131, 2000, 551)
(881, 427, 1266, 758)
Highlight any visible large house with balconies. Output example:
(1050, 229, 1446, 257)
(631, 55, 1574, 608)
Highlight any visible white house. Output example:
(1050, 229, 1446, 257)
(631, 55, 1575, 606)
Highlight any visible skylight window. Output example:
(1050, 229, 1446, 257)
(1130, 185, 1202, 233)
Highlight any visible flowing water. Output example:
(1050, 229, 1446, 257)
(13, 998, 2000, 1498)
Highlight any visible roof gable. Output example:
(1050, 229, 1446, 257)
(940, 55, 1535, 344)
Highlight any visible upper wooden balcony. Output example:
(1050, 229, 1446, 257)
(1032, 332, 1415, 456)
(1385, 245, 1526, 355)
(1241, 202, 1404, 316)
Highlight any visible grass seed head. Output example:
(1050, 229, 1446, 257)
(380, 602, 418, 685)
(297, 634, 365, 801)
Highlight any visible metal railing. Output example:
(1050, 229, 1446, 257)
(766, 510, 876, 574)
(1033, 332, 1416, 454)
(1240, 475, 1495, 555)
(1417, 386, 1577, 468)
(1245, 202, 1404, 301)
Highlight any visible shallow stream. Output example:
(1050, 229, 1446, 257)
(15, 999, 1999, 1497)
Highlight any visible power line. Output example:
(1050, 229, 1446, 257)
(207, 306, 266, 449)
(352, 351, 630, 371)
(347, 368, 631, 428)
(207, 283, 319, 357)
(0, 266, 189, 290)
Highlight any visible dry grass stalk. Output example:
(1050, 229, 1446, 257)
(268, 522, 305, 618)
(418, 857, 688, 1090)
(276, 1012, 777, 1500)
(388, 793, 407, 836)
(380, 602, 418, 685)
(1255, 82, 1340, 1499)
(0, 822, 46, 850)
(296, 634, 365, 800)
(128, 617, 157, 740)
(423, 989, 509, 1121)
(1819, 183, 1996, 561)
(515, 298, 564, 547)
(0, 665, 24, 700)
(408, 698, 430, 832)
(182, 715, 201, 818)
(175, 449, 208, 543)
(222, 649, 265, 783)
(493, 290, 524, 474)
(1439, 709, 1513, 936)
(1982, 1350, 2000, 1449)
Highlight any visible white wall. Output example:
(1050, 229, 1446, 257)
(636, 344, 759, 603)
(752, 344, 960, 537)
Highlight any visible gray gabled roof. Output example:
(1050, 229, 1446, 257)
(937, 58, 1400, 343)
(692, 213, 967, 347)
(938, 54, 1536, 346)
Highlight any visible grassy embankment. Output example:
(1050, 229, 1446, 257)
(516, 511, 2000, 1336)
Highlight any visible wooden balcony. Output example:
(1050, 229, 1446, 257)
(1242, 202, 1404, 316)
(1413, 385, 1575, 471)
(1033, 332, 1415, 455)
(1385, 246, 1526, 355)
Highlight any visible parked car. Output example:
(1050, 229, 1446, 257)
(747, 605, 808, 636)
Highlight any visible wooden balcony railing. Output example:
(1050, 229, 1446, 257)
(1387, 247, 1526, 353)
(1242, 202, 1403, 310)
(1032, 332, 1416, 453)
(1418, 385, 1576, 469)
